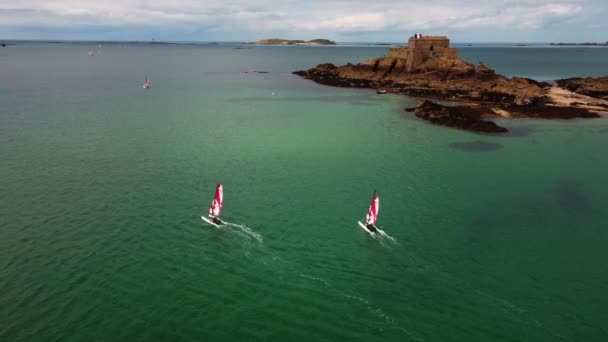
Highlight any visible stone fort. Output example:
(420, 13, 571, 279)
(388, 35, 458, 72)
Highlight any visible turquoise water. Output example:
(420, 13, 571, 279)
(2, 44, 608, 341)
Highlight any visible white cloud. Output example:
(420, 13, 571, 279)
(0, 0, 601, 38)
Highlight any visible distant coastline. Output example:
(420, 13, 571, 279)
(244, 38, 336, 46)
(550, 42, 608, 46)
(3, 39, 608, 47)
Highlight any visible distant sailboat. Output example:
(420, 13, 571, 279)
(201, 184, 224, 227)
(358, 190, 379, 234)
(142, 77, 150, 89)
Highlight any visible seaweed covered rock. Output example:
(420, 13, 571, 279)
(413, 100, 508, 133)
(556, 77, 608, 100)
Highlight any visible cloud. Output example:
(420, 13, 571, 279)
(0, 0, 602, 39)
(443, 3, 583, 30)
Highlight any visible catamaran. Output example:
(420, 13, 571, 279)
(358, 190, 379, 234)
(142, 77, 150, 89)
(202, 184, 224, 227)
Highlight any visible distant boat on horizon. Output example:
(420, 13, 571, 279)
(142, 77, 150, 89)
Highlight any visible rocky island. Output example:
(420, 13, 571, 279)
(294, 35, 608, 133)
(250, 38, 336, 46)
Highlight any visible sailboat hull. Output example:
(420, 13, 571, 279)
(201, 216, 222, 228)
(358, 221, 376, 236)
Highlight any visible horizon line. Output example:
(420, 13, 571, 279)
(2, 39, 607, 44)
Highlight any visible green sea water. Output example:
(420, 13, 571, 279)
(2, 43, 608, 341)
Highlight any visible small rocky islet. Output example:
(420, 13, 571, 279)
(293, 35, 608, 133)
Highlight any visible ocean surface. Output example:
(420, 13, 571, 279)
(2, 42, 608, 342)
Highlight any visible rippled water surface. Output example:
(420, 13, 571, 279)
(1, 43, 608, 341)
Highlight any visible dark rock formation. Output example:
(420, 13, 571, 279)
(294, 58, 549, 105)
(413, 100, 508, 133)
(293, 64, 377, 88)
(293, 48, 603, 133)
(588, 102, 608, 109)
(502, 103, 599, 119)
(411, 100, 598, 133)
(556, 77, 608, 100)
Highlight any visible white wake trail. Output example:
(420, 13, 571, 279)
(299, 274, 329, 287)
(223, 221, 263, 243)
(376, 228, 396, 243)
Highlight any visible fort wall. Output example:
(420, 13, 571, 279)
(387, 36, 458, 72)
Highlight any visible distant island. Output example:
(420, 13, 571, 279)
(244, 38, 336, 45)
(550, 42, 608, 46)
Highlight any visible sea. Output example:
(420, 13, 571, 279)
(1, 42, 608, 342)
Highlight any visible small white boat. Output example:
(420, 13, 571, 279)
(376, 89, 387, 94)
(142, 77, 150, 89)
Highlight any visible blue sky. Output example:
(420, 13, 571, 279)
(1, 0, 607, 42)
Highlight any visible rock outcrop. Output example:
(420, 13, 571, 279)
(294, 57, 550, 105)
(409, 100, 598, 133)
(293, 42, 604, 133)
(556, 77, 608, 100)
(412, 100, 509, 133)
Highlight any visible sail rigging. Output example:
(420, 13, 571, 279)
(208, 184, 223, 218)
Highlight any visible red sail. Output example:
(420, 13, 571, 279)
(365, 192, 379, 225)
(208, 184, 223, 218)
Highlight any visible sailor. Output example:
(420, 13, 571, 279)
(209, 199, 222, 224)
(366, 223, 378, 233)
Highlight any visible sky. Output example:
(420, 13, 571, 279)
(1, 0, 607, 42)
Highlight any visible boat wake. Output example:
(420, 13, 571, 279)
(358, 222, 397, 244)
(375, 228, 396, 243)
(298, 273, 420, 340)
(201, 217, 263, 243)
(299, 273, 329, 287)
(222, 221, 263, 243)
